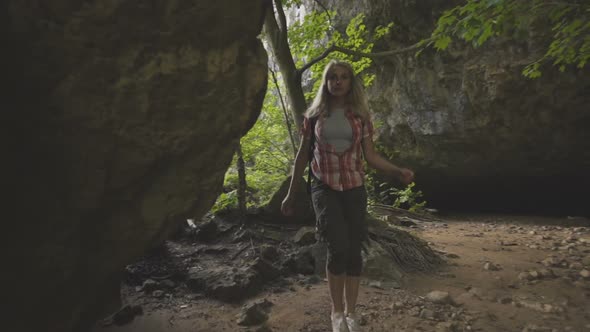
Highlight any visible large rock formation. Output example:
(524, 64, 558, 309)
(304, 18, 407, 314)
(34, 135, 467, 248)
(309, 0, 590, 214)
(5, 1, 268, 331)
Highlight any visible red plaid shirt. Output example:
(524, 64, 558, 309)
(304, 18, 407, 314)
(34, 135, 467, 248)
(302, 110, 374, 191)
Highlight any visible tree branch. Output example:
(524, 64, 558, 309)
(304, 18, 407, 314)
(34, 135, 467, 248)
(296, 39, 432, 77)
(273, 0, 288, 35)
(312, 0, 333, 29)
(296, 45, 336, 78)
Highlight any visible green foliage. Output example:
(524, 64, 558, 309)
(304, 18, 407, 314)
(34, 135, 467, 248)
(391, 183, 427, 213)
(372, 181, 427, 213)
(288, 10, 394, 98)
(211, 80, 293, 213)
(428, 0, 590, 78)
(211, 190, 239, 214)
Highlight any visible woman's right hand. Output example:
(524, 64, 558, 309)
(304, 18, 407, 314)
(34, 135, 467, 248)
(281, 194, 295, 216)
(398, 168, 415, 185)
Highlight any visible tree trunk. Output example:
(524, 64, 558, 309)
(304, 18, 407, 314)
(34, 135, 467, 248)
(263, 1, 307, 131)
(236, 142, 247, 220)
(270, 67, 297, 156)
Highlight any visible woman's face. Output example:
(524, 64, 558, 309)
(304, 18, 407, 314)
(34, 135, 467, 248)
(326, 65, 352, 98)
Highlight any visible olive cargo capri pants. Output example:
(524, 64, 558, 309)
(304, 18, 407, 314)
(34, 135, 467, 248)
(311, 180, 368, 276)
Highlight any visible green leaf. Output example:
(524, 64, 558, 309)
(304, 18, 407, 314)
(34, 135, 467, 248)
(434, 36, 452, 50)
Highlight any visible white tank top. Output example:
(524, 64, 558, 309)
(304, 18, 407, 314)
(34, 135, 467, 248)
(322, 108, 353, 153)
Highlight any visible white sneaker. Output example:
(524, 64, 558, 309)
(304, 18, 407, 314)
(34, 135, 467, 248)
(331, 312, 350, 332)
(346, 312, 362, 332)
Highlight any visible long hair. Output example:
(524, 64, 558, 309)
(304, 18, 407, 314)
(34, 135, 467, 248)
(304, 59, 370, 121)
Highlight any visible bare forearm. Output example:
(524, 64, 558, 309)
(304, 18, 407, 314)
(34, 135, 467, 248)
(366, 152, 402, 176)
(287, 145, 310, 194)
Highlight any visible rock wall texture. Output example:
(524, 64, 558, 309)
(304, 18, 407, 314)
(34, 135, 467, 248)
(310, 0, 590, 214)
(4, 1, 268, 331)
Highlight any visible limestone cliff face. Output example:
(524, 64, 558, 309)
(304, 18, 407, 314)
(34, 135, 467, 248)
(5, 1, 268, 331)
(309, 0, 590, 213)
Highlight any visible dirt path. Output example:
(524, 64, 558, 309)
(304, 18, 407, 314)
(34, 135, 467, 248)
(93, 214, 590, 332)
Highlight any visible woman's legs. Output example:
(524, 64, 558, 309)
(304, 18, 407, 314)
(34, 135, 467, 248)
(342, 186, 367, 316)
(312, 183, 366, 325)
(312, 184, 349, 314)
(344, 275, 360, 314)
(327, 268, 346, 313)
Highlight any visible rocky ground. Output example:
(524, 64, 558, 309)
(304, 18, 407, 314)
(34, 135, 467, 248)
(91, 213, 590, 332)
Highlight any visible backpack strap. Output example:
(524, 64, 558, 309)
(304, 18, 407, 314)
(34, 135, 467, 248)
(306, 116, 318, 194)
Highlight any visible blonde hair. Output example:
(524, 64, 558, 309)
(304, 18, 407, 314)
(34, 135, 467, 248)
(304, 59, 370, 120)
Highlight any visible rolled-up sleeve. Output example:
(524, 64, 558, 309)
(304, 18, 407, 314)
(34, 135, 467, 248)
(301, 117, 312, 141)
(362, 117, 374, 139)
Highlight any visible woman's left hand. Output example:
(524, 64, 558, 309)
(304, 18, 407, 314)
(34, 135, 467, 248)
(398, 168, 414, 185)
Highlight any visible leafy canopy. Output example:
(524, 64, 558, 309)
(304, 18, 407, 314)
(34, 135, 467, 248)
(428, 0, 590, 78)
(288, 10, 394, 96)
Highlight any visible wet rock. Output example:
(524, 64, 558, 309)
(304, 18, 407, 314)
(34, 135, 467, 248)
(199, 244, 230, 255)
(160, 279, 176, 289)
(419, 308, 436, 320)
(528, 270, 541, 279)
(541, 256, 566, 268)
(518, 272, 534, 281)
(469, 287, 495, 301)
(190, 273, 244, 301)
(516, 299, 564, 314)
(250, 257, 281, 279)
(522, 324, 555, 332)
(368, 280, 384, 289)
(497, 295, 512, 304)
(408, 306, 421, 317)
(194, 219, 219, 242)
(537, 268, 556, 279)
(140, 279, 159, 292)
(303, 274, 321, 285)
(565, 235, 578, 243)
(293, 226, 316, 245)
(484, 262, 500, 271)
(186, 258, 280, 302)
(233, 229, 260, 244)
(393, 301, 405, 309)
(152, 290, 165, 298)
(284, 246, 315, 275)
(236, 298, 273, 326)
(436, 321, 459, 332)
(425, 290, 454, 305)
(104, 305, 143, 326)
(260, 245, 279, 261)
